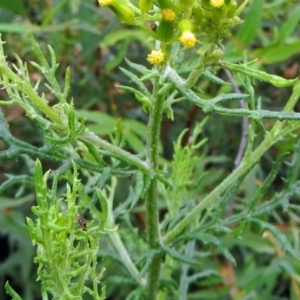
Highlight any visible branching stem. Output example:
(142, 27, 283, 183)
(163, 79, 300, 245)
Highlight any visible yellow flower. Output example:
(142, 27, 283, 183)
(162, 8, 176, 21)
(209, 0, 224, 8)
(179, 31, 196, 48)
(147, 49, 165, 65)
(98, 0, 114, 6)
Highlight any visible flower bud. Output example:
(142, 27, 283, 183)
(98, 0, 135, 24)
(139, 0, 153, 14)
(226, 0, 238, 17)
(178, 19, 193, 33)
(156, 19, 175, 42)
(98, 0, 113, 5)
(157, 0, 178, 12)
(147, 49, 165, 65)
(210, 48, 224, 60)
(178, 20, 196, 48)
(192, 4, 205, 26)
(179, 31, 196, 48)
(206, 48, 224, 63)
(155, 8, 177, 43)
(209, 0, 225, 8)
(162, 8, 176, 21)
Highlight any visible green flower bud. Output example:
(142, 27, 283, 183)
(156, 19, 175, 42)
(210, 48, 224, 61)
(226, 0, 238, 17)
(157, 0, 178, 13)
(200, 0, 228, 18)
(192, 4, 209, 28)
(178, 19, 193, 33)
(139, 0, 153, 14)
(178, 20, 196, 48)
(98, 0, 135, 24)
(225, 16, 241, 27)
(192, 4, 203, 20)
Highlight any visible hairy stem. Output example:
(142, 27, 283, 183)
(145, 79, 164, 299)
(80, 131, 150, 172)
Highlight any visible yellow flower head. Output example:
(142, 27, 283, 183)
(98, 0, 114, 6)
(147, 49, 165, 65)
(162, 8, 176, 21)
(210, 0, 224, 8)
(179, 31, 196, 48)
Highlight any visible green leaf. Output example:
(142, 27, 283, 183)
(76, 109, 148, 153)
(162, 245, 201, 266)
(188, 270, 221, 283)
(125, 287, 146, 300)
(100, 29, 150, 48)
(0, 194, 33, 209)
(119, 67, 151, 98)
(139, 249, 161, 278)
(202, 70, 230, 85)
(254, 39, 300, 64)
(5, 281, 23, 300)
(96, 190, 108, 230)
(106, 40, 130, 71)
(220, 232, 275, 254)
(186, 232, 236, 265)
(125, 57, 151, 75)
(41, 0, 69, 27)
(96, 168, 112, 190)
(276, 5, 300, 44)
(114, 171, 144, 217)
(0, 0, 24, 14)
(105, 276, 136, 285)
(129, 171, 144, 209)
(124, 131, 146, 153)
(285, 138, 300, 186)
(251, 219, 299, 259)
(75, 110, 116, 135)
(279, 257, 300, 281)
(123, 119, 148, 139)
(236, 0, 264, 46)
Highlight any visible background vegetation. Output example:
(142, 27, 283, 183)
(0, 0, 300, 299)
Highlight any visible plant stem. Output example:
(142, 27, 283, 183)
(145, 79, 164, 299)
(106, 177, 146, 288)
(80, 131, 150, 172)
(163, 79, 300, 245)
(110, 230, 146, 287)
(164, 65, 300, 120)
(0, 64, 63, 125)
(184, 63, 205, 89)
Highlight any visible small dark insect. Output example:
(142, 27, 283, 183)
(77, 213, 87, 231)
(150, 23, 157, 32)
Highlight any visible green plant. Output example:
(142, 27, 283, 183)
(1, 0, 300, 299)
